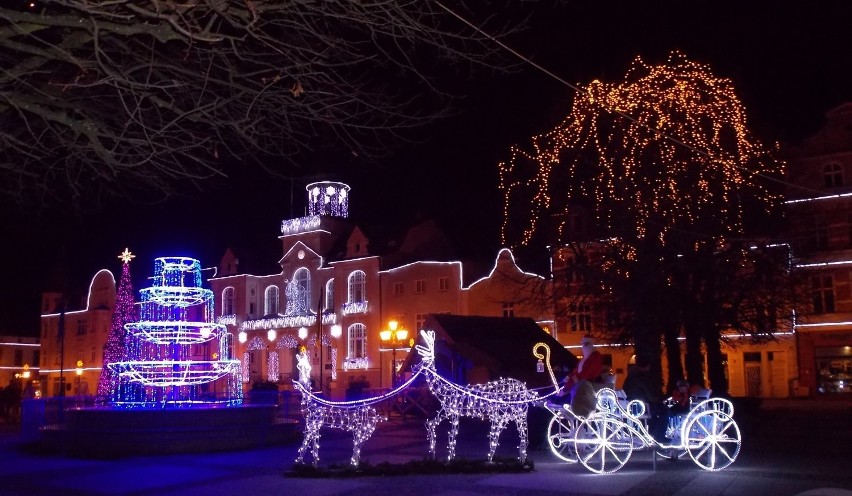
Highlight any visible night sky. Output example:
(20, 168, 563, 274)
(3, 2, 851, 335)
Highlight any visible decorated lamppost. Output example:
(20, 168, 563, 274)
(379, 321, 408, 387)
(75, 360, 83, 401)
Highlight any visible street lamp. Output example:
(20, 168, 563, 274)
(75, 360, 83, 397)
(379, 321, 409, 386)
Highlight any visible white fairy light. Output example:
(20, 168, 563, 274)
(240, 314, 316, 330)
(415, 330, 538, 464)
(293, 349, 386, 467)
(341, 356, 369, 370)
(330, 324, 342, 338)
(292, 330, 542, 468)
(108, 257, 242, 405)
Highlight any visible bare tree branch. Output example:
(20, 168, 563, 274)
(1, 0, 528, 206)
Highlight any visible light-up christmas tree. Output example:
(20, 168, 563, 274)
(108, 256, 242, 407)
(95, 248, 138, 405)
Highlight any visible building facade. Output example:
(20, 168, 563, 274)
(548, 243, 798, 398)
(207, 181, 554, 398)
(0, 335, 40, 396)
(784, 102, 852, 396)
(38, 270, 115, 398)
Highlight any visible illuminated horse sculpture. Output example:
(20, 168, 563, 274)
(293, 350, 386, 467)
(414, 330, 539, 464)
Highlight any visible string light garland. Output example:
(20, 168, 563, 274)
(293, 349, 386, 467)
(415, 331, 539, 464)
(95, 249, 138, 405)
(108, 257, 243, 407)
(499, 51, 784, 248)
(291, 330, 548, 467)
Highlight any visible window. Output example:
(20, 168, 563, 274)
(415, 280, 426, 294)
(348, 271, 366, 303)
(264, 285, 279, 315)
(222, 287, 235, 315)
(286, 268, 311, 316)
(223, 332, 234, 360)
(14, 349, 23, 366)
(812, 276, 835, 313)
(76, 319, 87, 336)
(348, 323, 367, 359)
(90, 346, 96, 362)
(416, 313, 428, 331)
(393, 282, 404, 296)
(439, 277, 450, 292)
(569, 303, 592, 332)
(502, 302, 514, 318)
(324, 279, 334, 312)
(824, 163, 843, 188)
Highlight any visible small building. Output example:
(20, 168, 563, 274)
(414, 314, 577, 389)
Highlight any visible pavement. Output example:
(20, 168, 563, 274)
(1, 398, 850, 496)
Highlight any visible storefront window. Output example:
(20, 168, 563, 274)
(816, 346, 851, 394)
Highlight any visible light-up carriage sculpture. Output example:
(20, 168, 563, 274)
(109, 257, 243, 407)
(534, 343, 741, 474)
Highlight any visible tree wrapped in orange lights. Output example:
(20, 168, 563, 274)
(499, 52, 789, 393)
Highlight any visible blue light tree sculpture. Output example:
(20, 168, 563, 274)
(108, 257, 242, 407)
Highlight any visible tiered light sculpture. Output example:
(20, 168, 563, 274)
(109, 257, 242, 407)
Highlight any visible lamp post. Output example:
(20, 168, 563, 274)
(379, 321, 408, 387)
(75, 360, 83, 403)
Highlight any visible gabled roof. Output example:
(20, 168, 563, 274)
(414, 314, 577, 389)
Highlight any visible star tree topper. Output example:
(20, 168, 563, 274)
(118, 248, 135, 264)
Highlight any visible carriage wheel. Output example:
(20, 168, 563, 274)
(684, 410, 741, 471)
(547, 413, 578, 462)
(574, 415, 633, 474)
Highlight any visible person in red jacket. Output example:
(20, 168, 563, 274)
(668, 379, 692, 414)
(552, 335, 604, 406)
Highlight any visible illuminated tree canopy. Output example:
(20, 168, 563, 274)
(0, 0, 521, 205)
(499, 51, 785, 249)
(499, 52, 790, 394)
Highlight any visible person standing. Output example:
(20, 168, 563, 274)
(622, 355, 668, 442)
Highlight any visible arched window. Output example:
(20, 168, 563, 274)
(285, 268, 311, 316)
(222, 287, 235, 315)
(348, 323, 367, 358)
(824, 163, 843, 188)
(348, 270, 366, 303)
(264, 285, 279, 316)
(324, 279, 334, 311)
